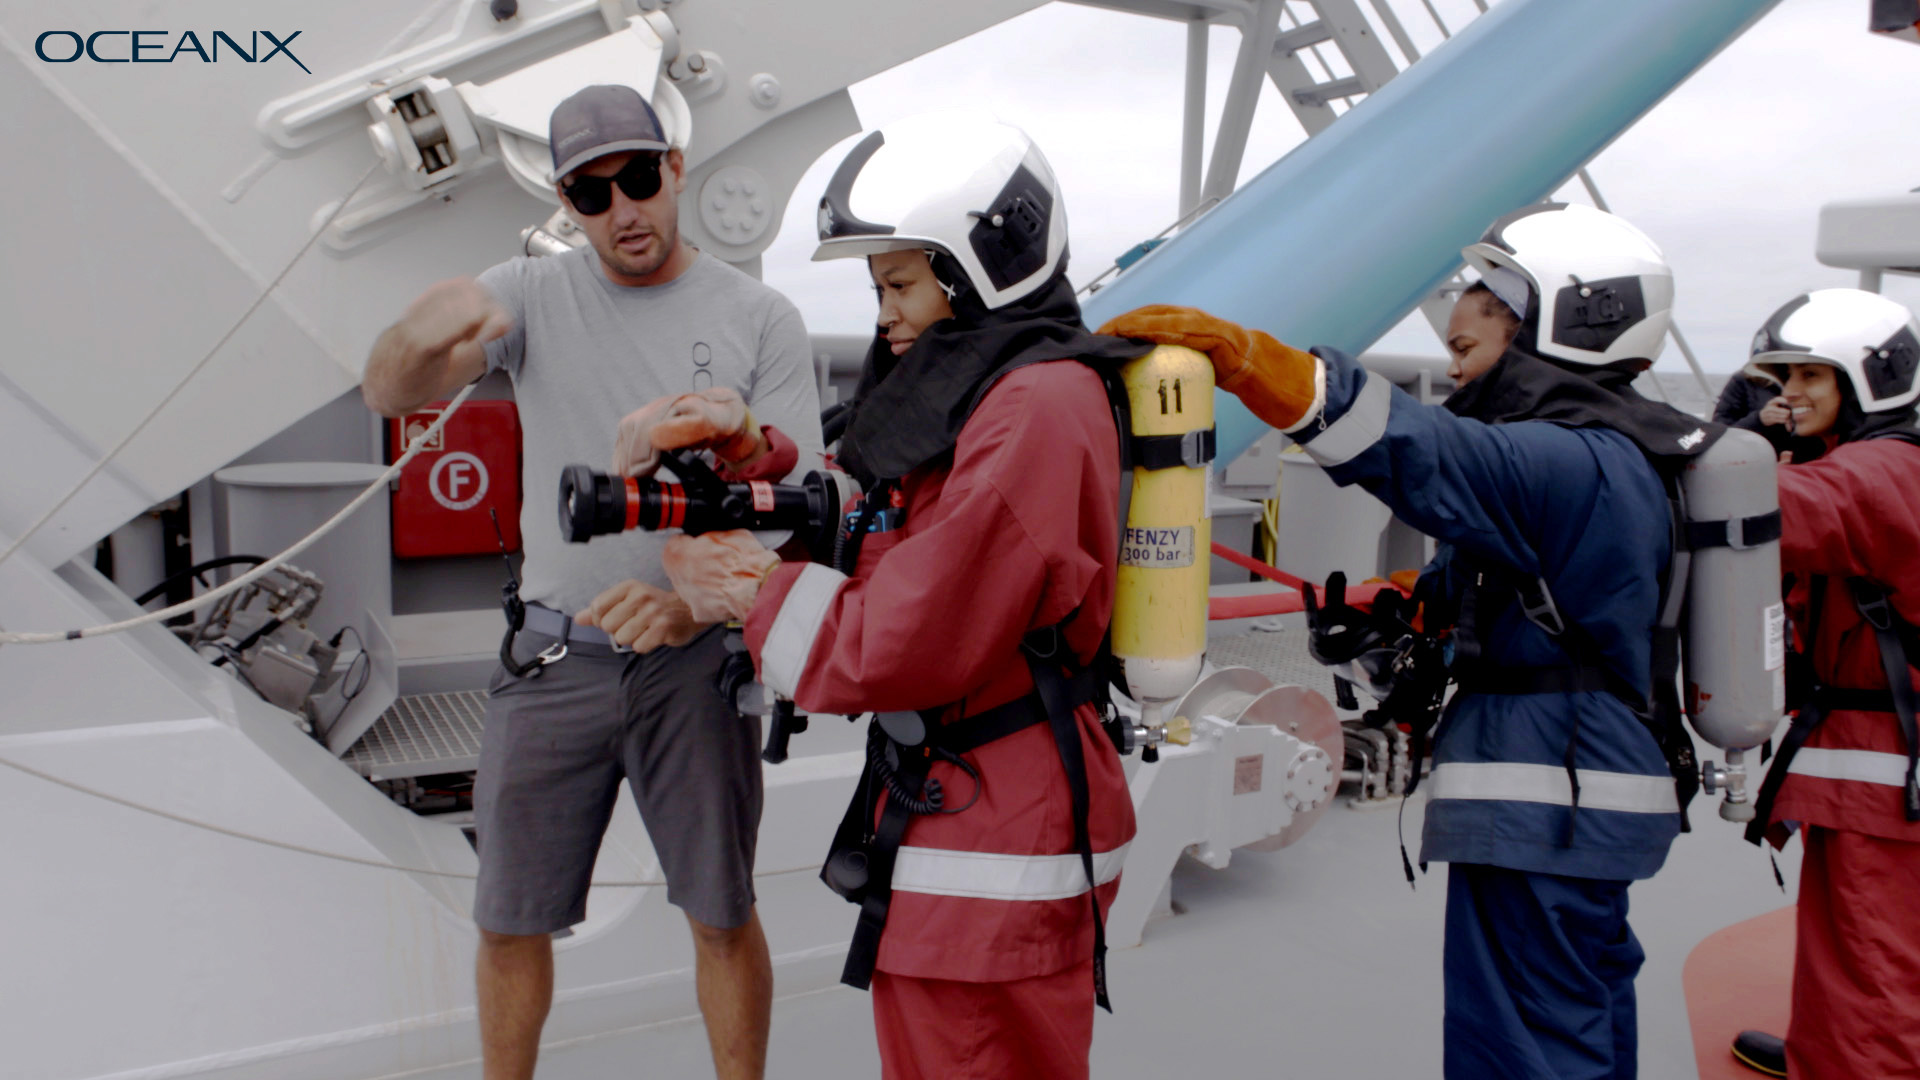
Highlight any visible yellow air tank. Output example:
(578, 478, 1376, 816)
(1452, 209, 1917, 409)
(1112, 345, 1215, 714)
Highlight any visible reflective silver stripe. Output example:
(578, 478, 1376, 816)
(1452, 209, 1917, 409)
(1277, 356, 1328, 435)
(760, 563, 846, 699)
(1427, 761, 1679, 814)
(1301, 370, 1390, 467)
(891, 842, 1130, 902)
(1788, 747, 1913, 787)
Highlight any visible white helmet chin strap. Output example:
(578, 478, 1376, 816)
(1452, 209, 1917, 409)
(926, 248, 960, 300)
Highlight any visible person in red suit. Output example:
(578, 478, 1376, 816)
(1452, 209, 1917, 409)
(1737, 288, 1920, 1079)
(629, 112, 1151, 1080)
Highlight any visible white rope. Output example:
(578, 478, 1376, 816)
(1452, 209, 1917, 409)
(0, 752, 822, 886)
(0, 161, 381, 575)
(0, 384, 476, 646)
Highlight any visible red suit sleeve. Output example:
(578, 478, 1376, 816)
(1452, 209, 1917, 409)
(717, 424, 801, 482)
(1778, 443, 1920, 586)
(1777, 441, 1920, 637)
(743, 363, 1115, 715)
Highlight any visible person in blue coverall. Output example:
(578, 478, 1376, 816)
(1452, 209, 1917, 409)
(1103, 204, 1723, 1080)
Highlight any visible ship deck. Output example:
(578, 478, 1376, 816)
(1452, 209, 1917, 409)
(530, 763, 1804, 1078)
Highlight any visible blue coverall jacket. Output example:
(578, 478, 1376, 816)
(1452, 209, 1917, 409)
(1293, 349, 1683, 881)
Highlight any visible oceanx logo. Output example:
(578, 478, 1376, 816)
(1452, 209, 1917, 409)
(34, 30, 310, 73)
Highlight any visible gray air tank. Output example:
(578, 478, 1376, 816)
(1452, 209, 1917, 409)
(1681, 427, 1786, 753)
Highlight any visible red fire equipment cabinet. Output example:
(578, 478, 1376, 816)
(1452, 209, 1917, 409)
(388, 400, 522, 557)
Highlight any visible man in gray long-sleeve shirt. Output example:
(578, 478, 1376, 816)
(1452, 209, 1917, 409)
(361, 85, 819, 1080)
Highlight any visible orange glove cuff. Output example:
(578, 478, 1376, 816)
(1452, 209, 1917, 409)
(1223, 331, 1320, 431)
(1099, 305, 1320, 430)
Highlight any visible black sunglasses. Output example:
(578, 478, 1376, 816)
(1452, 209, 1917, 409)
(561, 154, 664, 215)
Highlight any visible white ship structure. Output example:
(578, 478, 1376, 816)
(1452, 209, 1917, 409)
(3, 1, 1918, 1076)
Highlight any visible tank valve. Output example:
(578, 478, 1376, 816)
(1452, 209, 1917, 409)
(1162, 714, 1193, 746)
(1701, 748, 1755, 823)
(1118, 709, 1194, 763)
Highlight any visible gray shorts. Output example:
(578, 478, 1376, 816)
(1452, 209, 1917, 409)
(472, 624, 762, 935)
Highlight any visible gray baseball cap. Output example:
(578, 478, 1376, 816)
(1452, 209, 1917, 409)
(548, 85, 669, 181)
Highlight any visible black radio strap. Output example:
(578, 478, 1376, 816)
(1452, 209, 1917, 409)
(837, 735, 930, 991)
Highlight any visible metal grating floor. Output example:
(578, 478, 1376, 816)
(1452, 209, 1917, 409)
(336, 641, 1327, 780)
(343, 690, 487, 779)
(1206, 628, 1342, 701)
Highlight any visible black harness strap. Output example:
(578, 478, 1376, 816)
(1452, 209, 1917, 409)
(934, 665, 1101, 755)
(1447, 466, 1708, 845)
(1646, 477, 1700, 831)
(1744, 698, 1830, 847)
(1450, 567, 1652, 844)
(1848, 579, 1920, 821)
(1131, 427, 1216, 471)
(1454, 659, 1647, 706)
(826, 625, 1107, 1005)
(1749, 575, 1827, 845)
(1747, 576, 1920, 842)
(1683, 509, 1782, 552)
(1022, 636, 1112, 1012)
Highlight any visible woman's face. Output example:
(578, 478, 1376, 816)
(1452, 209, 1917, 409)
(869, 249, 955, 357)
(1781, 362, 1844, 438)
(1446, 291, 1519, 386)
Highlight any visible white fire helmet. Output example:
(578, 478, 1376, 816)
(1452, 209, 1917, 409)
(812, 111, 1068, 310)
(1462, 203, 1675, 367)
(1747, 289, 1920, 413)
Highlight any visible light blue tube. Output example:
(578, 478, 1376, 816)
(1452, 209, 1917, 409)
(1082, 0, 1782, 463)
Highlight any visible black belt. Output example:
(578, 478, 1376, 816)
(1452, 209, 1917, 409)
(497, 599, 629, 676)
(930, 665, 1101, 755)
(1454, 661, 1654, 847)
(1453, 663, 1647, 713)
(1811, 686, 1897, 713)
(516, 603, 628, 658)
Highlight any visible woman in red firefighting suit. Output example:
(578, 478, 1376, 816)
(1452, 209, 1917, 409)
(1739, 288, 1920, 1079)
(651, 113, 1150, 1079)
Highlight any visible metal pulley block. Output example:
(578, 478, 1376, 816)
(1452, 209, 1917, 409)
(367, 77, 486, 191)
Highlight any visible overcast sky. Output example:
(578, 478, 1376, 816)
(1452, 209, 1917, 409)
(757, 0, 1920, 375)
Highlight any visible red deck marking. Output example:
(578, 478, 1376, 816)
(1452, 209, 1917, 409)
(1684, 905, 1795, 1080)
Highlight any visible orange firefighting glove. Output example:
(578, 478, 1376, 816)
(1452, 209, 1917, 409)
(612, 388, 770, 478)
(653, 388, 770, 467)
(1099, 305, 1322, 431)
(611, 396, 675, 478)
(662, 530, 783, 623)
